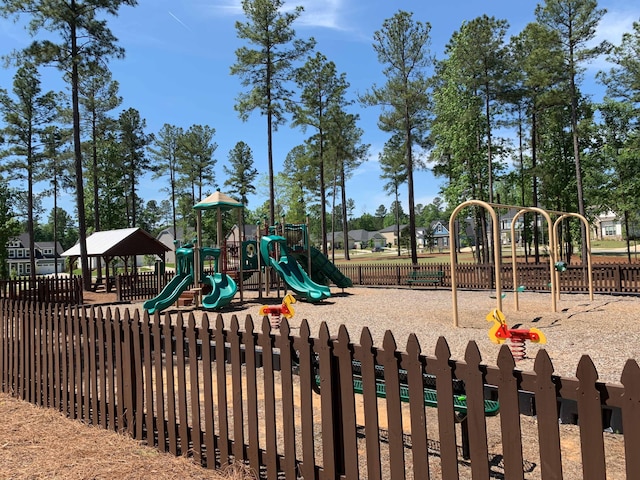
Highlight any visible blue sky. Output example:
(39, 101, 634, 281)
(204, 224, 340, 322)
(1, 0, 639, 221)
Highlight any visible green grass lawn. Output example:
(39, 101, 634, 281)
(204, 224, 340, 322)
(590, 239, 628, 248)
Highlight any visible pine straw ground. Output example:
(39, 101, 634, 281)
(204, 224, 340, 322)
(0, 393, 254, 480)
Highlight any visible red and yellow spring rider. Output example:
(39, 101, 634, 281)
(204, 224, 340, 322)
(259, 294, 296, 330)
(486, 309, 546, 361)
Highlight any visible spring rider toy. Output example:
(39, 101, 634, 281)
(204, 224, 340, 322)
(259, 294, 296, 329)
(486, 308, 546, 361)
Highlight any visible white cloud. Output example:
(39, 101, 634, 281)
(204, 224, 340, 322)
(295, 0, 347, 30)
(596, 6, 639, 45)
(203, 0, 349, 30)
(201, 0, 243, 17)
(587, 6, 640, 71)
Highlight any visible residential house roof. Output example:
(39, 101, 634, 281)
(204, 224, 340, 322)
(10, 233, 64, 258)
(378, 224, 408, 234)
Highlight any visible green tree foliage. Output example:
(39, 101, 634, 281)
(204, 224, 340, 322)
(117, 107, 153, 227)
(93, 127, 128, 230)
(418, 197, 445, 227)
(430, 16, 511, 262)
(149, 124, 184, 238)
(137, 199, 164, 235)
(0, 62, 58, 281)
(535, 0, 611, 261)
(507, 22, 566, 262)
(281, 143, 314, 222)
(379, 134, 407, 256)
(224, 141, 258, 227)
(326, 109, 368, 260)
(597, 20, 640, 261)
(360, 10, 433, 264)
(0, 0, 138, 289)
(292, 51, 351, 255)
(599, 19, 640, 109)
(178, 124, 217, 206)
(79, 62, 121, 234)
(41, 124, 74, 273)
(231, 0, 315, 226)
(458, 15, 510, 204)
(350, 212, 378, 232)
(591, 100, 640, 262)
(374, 205, 387, 230)
(39, 206, 77, 250)
(0, 179, 21, 279)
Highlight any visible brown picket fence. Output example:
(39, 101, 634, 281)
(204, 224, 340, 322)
(0, 276, 83, 304)
(339, 262, 640, 293)
(1, 299, 638, 479)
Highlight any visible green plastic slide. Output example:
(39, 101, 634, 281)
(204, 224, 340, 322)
(260, 236, 331, 302)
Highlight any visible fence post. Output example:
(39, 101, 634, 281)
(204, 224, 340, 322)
(115, 276, 122, 303)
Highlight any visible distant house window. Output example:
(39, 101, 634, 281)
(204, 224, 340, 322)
(44, 248, 53, 255)
(443, 237, 449, 247)
(8, 250, 15, 258)
(604, 225, 616, 236)
(436, 225, 443, 233)
(17, 250, 23, 258)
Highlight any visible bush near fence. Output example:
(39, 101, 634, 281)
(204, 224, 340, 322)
(1, 299, 637, 479)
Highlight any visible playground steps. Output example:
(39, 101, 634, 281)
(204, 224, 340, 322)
(177, 289, 198, 307)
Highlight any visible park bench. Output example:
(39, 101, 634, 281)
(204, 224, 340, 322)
(407, 270, 444, 288)
(313, 359, 500, 459)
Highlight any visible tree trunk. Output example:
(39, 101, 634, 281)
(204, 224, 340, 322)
(625, 210, 632, 264)
(340, 160, 350, 261)
(70, 6, 92, 291)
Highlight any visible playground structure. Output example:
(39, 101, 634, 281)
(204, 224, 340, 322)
(449, 200, 593, 327)
(263, 218, 353, 290)
(144, 194, 351, 314)
(143, 242, 238, 315)
(486, 308, 546, 361)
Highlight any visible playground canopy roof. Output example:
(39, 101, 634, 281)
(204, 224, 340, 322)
(193, 191, 243, 211)
(61, 228, 170, 259)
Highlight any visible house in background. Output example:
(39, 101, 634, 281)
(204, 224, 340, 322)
(378, 224, 408, 247)
(593, 212, 623, 240)
(417, 221, 450, 250)
(324, 231, 350, 250)
(6, 233, 65, 276)
(325, 230, 386, 250)
(226, 224, 259, 244)
(156, 226, 190, 264)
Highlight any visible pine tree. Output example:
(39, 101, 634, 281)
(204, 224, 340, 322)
(0, 0, 138, 289)
(150, 124, 185, 239)
(360, 11, 433, 264)
(224, 141, 258, 227)
(535, 0, 611, 262)
(0, 62, 58, 281)
(231, 0, 315, 226)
